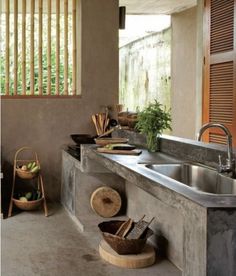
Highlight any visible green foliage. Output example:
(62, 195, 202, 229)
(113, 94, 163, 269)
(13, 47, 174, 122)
(0, 14, 73, 96)
(135, 100, 172, 151)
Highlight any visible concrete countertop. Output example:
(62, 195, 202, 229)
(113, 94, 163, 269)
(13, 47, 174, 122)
(81, 145, 236, 208)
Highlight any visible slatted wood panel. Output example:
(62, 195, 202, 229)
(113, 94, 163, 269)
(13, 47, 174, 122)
(72, 0, 76, 95)
(30, 0, 35, 95)
(38, 0, 43, 95)
(203, 0, 236, 146)
(5, 0, 10, 95)
(22, 0, 26, 95)
(47, 0, 52, 95)
(2, 0, 77, 97)
(56, 0, 60, 95)
(209, 133, 227, 144)
(210, 0, 234, 54)
(14, 0, 18, 95)
(64, 0, 68, 95)
(209, 62, 234, 125)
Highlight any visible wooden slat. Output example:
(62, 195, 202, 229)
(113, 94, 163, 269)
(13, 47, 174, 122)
(56, 0, 60, 95)
(38, 0, 43, 95)
(203, 0, 236, 146)
(72, 0, 76, 95)
(47, 0, 52, 95)
(209, 62, 234, 124)
(30, 0, 35, 95)
(210, 0, 234, 54)
(209, 133, 227, 145)
(22, 0, 26, 95)
(64, 0, 68, 95)
(5, 0, 10, 95)
(14, 0, 18, 95)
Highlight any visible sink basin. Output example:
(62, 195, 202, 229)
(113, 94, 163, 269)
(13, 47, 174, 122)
(145, 163, 236, 195)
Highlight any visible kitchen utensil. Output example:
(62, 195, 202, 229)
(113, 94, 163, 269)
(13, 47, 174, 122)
(108, 144, 136, 151)
(90, 186, 122, 218)
(126, 216, 155, 240)
(115, 218, 133, 237)
(92, 114, 100, 135)
(97, 148, 142, 155)
(70, 134, 94, 145)
(98, 125, 121, 138)
(95, 137, 128, 146)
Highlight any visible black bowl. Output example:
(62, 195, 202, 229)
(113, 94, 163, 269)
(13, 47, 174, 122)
(70, 134, 95, 145)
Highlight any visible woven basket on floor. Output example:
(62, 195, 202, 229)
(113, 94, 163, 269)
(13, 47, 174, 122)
(12, 197, 43, 211)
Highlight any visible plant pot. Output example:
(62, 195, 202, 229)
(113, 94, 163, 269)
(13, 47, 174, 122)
(146, 133, 160, 152)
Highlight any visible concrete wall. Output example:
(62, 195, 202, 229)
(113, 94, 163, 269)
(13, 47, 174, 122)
(1, 0, 119, 202)
(171, 7, 198, 139)
(125, 181, 183, 270)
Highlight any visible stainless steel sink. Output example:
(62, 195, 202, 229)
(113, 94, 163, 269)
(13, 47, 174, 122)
(145, 163, 236, 195)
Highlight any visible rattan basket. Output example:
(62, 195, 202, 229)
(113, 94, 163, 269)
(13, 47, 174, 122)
(12, 197, 43, 211)
(16, 167, 39, 180)
(98, 220, 153, 255)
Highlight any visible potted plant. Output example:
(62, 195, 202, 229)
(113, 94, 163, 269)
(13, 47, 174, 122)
(135, 100, 172, 152)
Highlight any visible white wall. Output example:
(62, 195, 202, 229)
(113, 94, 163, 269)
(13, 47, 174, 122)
(171, 7, 198, 139)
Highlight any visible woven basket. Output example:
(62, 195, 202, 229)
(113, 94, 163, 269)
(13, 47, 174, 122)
(98, 220, 153, 255)
(16, 168, 38, 180)
(12, 197, 43, 211)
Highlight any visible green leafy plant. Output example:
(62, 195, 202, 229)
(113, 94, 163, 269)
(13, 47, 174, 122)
(135, 100, 172, 152)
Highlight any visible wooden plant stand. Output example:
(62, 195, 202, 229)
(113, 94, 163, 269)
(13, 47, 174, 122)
(8, 147, 48, 217)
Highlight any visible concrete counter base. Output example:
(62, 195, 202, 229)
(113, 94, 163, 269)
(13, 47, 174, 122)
(78, 145, 236, 276)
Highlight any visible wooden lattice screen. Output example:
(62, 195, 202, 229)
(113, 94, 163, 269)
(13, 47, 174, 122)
(1, 0, 77, 96)
(203, 0, 236, 146)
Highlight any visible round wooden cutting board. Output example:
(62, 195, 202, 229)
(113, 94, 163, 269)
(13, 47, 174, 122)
(99, 240, 156, 269)
(90, 186, 121, 218)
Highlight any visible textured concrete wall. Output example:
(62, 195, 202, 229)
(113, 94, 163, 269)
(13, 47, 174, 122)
(1, 0, 119, 202)
(125, 181, 183, 269)
(119, 29, 171, 112)
(171, 7, 197, 139)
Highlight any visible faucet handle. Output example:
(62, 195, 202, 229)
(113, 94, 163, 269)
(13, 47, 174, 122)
(218, 155, 225, 173)
(218, 155, 222, 167)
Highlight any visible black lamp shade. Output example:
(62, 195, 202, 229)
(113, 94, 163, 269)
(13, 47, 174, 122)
(119, 6, 126, 29)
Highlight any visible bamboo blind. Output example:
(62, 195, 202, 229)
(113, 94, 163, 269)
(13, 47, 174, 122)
(14, 0, 18, 95)
(47, 0, 52, 95)
(3, 0, 77, 97)
(22, 0, 26, 95)
(56, 0, 60, 95)
(38, 0, 43, 95)
(72, 0, 76, 95)
(5, 0, 10, 95)
(30, 0, 35, 95)
(64, 0, 68, 95)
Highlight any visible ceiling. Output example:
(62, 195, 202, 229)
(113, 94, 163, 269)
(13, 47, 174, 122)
(119, 0, 197, 15)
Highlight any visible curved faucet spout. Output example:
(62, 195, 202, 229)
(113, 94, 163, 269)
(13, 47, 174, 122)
(197, 123, 235, 176)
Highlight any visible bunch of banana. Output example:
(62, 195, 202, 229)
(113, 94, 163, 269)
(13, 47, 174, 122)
(20, 162, 40, 173)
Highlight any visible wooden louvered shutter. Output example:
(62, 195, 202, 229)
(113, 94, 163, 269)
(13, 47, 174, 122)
(203, 0, 236, 146)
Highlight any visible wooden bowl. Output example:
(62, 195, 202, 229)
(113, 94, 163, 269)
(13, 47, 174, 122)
(95, 138, 128, 146)
(12, 197, 43, 211)
(98, 220, 153, 255)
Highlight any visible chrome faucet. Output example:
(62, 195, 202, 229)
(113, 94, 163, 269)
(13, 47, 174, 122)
(197, 123, 235, 177)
